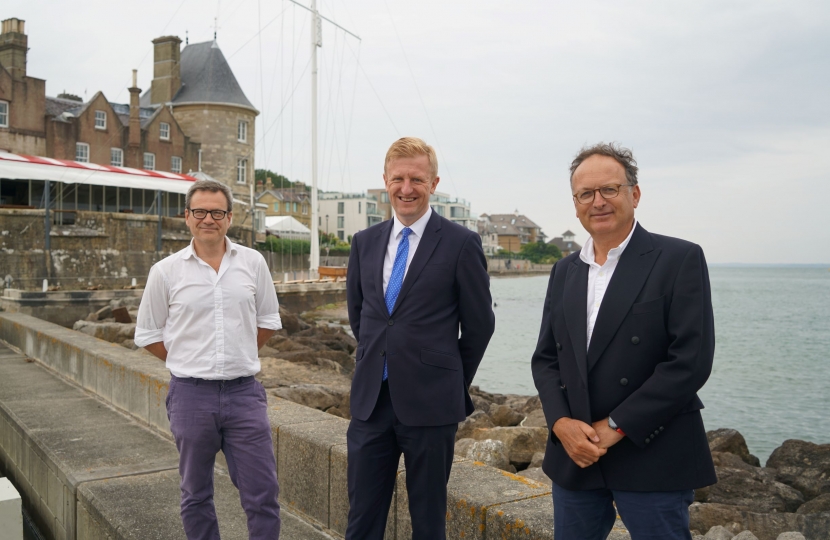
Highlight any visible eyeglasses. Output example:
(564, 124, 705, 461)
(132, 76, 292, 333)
(188, 208, 230, 220)
(573, 184, 633, 205)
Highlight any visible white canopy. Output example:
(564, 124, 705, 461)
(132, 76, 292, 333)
(265, 215, 311, 240)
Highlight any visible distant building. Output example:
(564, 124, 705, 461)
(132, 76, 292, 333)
(548, 229, 582, 257)
(367, 188, 392, 221)
(477, 216, 501, 256)
(482, 211, 546, 252)
(256, 182, 311, 227)
(318, 192, 384, 242)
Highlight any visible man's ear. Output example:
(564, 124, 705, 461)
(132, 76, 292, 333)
(430, 175, 441, 194)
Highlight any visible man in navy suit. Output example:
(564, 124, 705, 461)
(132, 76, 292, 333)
(531, 143, 717, 539)
(345, 137, 495, 539)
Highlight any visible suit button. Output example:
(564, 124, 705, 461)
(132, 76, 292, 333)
(620, 378, 628, 386)
(645, 438, 651, 444)
(380, 350, 385, 356)
(631, 336, 640, 345)
(388, 319, 394, 326)
(556, 342, 562, 350)
(660, 426, 664, 431)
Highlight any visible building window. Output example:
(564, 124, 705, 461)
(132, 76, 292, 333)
(358, 201, 362, 213)
(293, 202, 298, 212)
(95, 110, 106, 130)
(160, 122, 170, 140)
(236, 158, 247, 184)
(238, 120, 248, 143)
(75, 143, 90, 162)
(302, 204, 308, 215)
(273, 202, 279, 212)
(143, 153, 155, 170)
(0, 101, 8, 127)
(337, 216, 345, 228)
(197, 149, 202, 171)
(171, 156, 182, 173)
(380, 192, 389, 203)
(110, 148, 123, 167)
(337, 230, 344, 241)
(337, 202, 344, 214)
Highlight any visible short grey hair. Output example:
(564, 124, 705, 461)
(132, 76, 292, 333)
(185, 180, 234, 211)
(569, 142, 639, 186)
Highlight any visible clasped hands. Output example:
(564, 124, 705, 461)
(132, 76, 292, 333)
(552, 417, 624, 468)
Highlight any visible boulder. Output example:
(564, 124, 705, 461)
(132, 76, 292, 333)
(704, 525, 735, 540)
(467, 439, 512, 472)
(489, 403, 524, 427)
(767, 440, 830, 501)
(471, 395, 491, 412)
(708, 429, 761, 467)
(456, 410, 495, 440)
(93, 305, 112, 321)
(530, 451, 545, 469)
(733, 532, 759, 540)
(523, 408, 548, 428)
(73, 321, 136, 344)
(112, 306, 132, 323)
(279, 305, 311, 335)
(272, 384, 348, 412)
(516, 467, 551, 487)
(454, 438, 476, 457)
(775, 534, 805, 540)
(689, 503, 747, 537)
(520, 395, 542, 413)
(469, 385, 506, 405)
(325, 406, 349, 419)
(703, 466, 804, 513)
(470, 426, 548, 465)
(277, 349, 323, 365)
(796, 493, 830, 514)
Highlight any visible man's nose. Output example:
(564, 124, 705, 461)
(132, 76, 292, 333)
(592, 191, 607, 208)
(400, 179, 414, 194)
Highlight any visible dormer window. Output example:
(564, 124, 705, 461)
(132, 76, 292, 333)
(160, 122, 170, 140)
(95, 110, 107, 130)
(238, 120, 248, 143)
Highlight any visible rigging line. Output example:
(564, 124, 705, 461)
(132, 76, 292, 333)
(342, 38, 400, 137)
(257, 0, 268, 170)
(340, 40, 361, 189)
(325, 29, 349, 192)
(320, 30, 343, 192)
(382, 0, 457, 194)
(217, 0, 249, 27)
(227, 4, 291, 60)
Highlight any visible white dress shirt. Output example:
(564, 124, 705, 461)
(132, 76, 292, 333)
(135, 237, 282, 380)
(580, 219, 638, 349)
(383, 207, 432, 294)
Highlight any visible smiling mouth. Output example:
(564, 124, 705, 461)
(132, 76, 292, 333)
(398, 197, 416, 203)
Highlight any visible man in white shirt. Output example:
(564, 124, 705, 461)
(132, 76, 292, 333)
(135, 180, 282, 540)
(531, 143, 716, 540)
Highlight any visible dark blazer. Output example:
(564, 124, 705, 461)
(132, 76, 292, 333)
(531, 223, 717, 492)
(347, 211, 495, 427)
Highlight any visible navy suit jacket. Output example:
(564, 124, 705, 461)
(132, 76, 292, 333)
(531, 223, 717, 491)
(347, 212, 495, 426)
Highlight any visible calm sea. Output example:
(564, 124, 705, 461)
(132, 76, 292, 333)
(475, 266, 830, 463)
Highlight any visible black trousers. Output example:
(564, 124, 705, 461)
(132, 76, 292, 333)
(345, 381, 457, 540)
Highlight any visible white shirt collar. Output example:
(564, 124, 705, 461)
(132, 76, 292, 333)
(183, 236, 237, 260)
(580, 219, 638, 266)
(392, 206, 432, 240)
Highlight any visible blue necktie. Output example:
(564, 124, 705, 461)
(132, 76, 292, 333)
(383, 227, 411, 380)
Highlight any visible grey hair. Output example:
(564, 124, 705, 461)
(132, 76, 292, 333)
(185, 180, 234, 211)
(569, 142, 639, 186)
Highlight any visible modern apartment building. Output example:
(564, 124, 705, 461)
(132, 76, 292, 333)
(318, 192, 384, 241)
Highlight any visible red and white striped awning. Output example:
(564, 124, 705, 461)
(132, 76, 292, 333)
(0, 152, 197, 194)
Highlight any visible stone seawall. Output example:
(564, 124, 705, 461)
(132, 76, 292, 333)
(0, 311, 587, 539)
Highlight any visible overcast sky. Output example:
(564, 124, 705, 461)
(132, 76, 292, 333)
(7, 0, 830, 263)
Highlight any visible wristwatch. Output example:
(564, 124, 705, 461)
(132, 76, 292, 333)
(608, 417, 625, 436)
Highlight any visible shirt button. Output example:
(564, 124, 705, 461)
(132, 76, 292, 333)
(388, 319, 394, 326)
(631, 336, 640, 345)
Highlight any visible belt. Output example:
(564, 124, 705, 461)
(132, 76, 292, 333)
(170, 374, 256, 386)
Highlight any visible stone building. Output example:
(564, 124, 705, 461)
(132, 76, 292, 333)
(547, 229, 582, 257)
(482, 211, 547, 253)
(256, 182, 312, 227)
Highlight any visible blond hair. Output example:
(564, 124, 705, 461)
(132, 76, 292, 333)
(384, 137, 438, 179)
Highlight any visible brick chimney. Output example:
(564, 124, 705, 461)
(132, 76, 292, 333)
(150, 36, 182, 104)
(128, 70, 142, 167)
(0, 18, 28, 82)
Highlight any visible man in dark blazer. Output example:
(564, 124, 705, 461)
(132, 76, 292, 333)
(532, 143, 716, 540)
(345, 137, 495, 539)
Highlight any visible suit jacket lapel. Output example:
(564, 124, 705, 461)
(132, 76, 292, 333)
(563, 257, 589, 388)
(586, 224, 660, 372)
(374, 220, 394, 309)
(390, 212, 443, 315)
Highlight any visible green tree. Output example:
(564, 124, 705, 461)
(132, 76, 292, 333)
(518, 241, 562, 264)
(254, 169, 309, 191)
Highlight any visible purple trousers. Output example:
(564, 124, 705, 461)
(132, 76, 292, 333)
(166, 375, 281, 540)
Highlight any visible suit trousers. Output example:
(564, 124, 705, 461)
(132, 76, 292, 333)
(345, 380, 457, 540)
(167, 375, 281, 540)
(552, 482, 694, 540)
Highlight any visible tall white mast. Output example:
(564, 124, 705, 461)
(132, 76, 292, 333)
(309, 0, 321, 276)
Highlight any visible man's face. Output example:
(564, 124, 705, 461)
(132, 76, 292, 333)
(185, 190, 232, 244)
(383, 154, 440, 226)
(571, 155, 640, 240)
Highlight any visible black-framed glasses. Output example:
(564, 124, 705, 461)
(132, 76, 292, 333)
(188, 208, 230, 220)
(573, 183, 633, 205)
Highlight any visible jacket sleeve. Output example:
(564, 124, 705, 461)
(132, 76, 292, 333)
(531, 262, 571, 442)
(346, 231, 363, 343)
(610, 244, 715, 448)
(456, 232, 495, 388)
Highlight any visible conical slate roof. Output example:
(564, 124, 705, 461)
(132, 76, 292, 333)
(141, 40, 257, 112)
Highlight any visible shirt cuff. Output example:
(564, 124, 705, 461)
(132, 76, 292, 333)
(256, 313, 282, 331)
(134, 327, 164, 348)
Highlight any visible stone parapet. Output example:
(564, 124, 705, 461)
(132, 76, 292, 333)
(0, 311, 566, 539)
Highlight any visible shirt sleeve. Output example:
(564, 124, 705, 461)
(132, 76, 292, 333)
(134, 264, 169, 348)
(255, 254, 282, 330)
